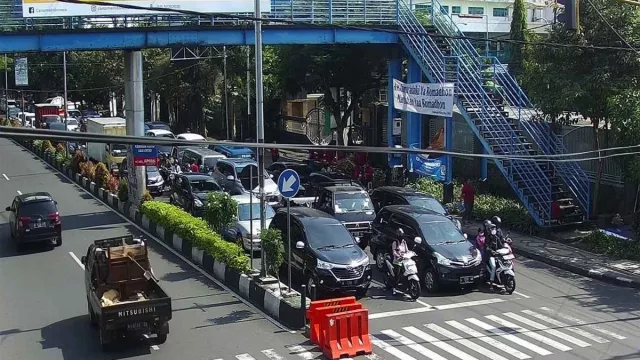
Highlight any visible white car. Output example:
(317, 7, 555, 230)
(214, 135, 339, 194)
(65, 118, 79, 131)
(176, 133, 205, 141)
(222, 194, 276, 252)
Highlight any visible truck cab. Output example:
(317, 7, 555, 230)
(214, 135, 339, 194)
(86, 117, 127, 174)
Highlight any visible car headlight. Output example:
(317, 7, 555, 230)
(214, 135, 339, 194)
(194, 198, 203, 207)
(317, 259, 335, 270)
(434, 252, 451, 266)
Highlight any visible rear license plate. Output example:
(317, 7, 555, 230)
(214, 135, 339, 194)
(127, 322, 148, 331)
(459, 276, 475, 284)
(33, 222, 46, 228)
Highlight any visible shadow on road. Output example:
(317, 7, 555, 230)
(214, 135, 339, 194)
(61, 211, 126, 231)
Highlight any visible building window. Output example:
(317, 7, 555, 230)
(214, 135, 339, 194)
(415, 3, 431, 12)
(493, 8, 508, 17)
(468, 7, 484, 15)
(451, 6, 461, 14)
(441, 5, 449, 14)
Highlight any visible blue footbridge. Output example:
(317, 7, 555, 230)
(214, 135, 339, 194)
(0, 0, 591, 227)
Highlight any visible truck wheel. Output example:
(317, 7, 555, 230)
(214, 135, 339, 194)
(88, 302, 98, 327)
(156, 333, 167, 344)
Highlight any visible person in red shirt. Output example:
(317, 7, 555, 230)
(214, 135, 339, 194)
(190, 160, 199, 173)
(270, 141, 279, 163)
(461, 178, 476, 224)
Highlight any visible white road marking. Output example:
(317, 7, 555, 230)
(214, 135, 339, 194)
(503, 312, 591, 347)
(151, 345, 160, 351)
(513, 291, 531, 298)
(486, 315, 572, 351)
(369, 306, 435, 319)
(540, 307, 627, 340)
(446, 320, 531, 360)
(433, 298, 505, 310)
(403, 326, 478, 360)
(16, 190, 21, 195)
(466, 317, 553, 356)
(370, 335, 418, 360)
(365, 354, 385, 360)
(425, 323, 510, 360)
(261, 349, 284, 360)
(416, 299, 433, 308)
(69, 252, 85, 270)
(380, 329, 448, 360)
(2, 173, 9, 180)
(287, 345, 315, 360)
(235, 354, 256, 360)
(521, 310, 609, 344)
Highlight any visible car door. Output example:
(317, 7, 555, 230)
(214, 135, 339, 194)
(370, 190, 385, 212)
(180, 178, 193, 209)
(289, 220, 308, 273)
(386, 194, 408, 207)
(370, 208, 392, 256)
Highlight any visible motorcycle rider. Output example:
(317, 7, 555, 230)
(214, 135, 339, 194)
(391, 231, 409, 296)
(491, 216, 504, 239)
(485, 223, 504, 291)
(171, 159, 182, 174)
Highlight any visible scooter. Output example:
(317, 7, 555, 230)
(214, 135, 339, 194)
(486, 245, 516, 294)
(382, 237, 422, 300)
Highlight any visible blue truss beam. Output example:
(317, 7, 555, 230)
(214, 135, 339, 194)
(0, 26, 398, 53)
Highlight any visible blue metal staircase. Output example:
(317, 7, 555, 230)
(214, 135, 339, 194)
(397, 0, 591, 226)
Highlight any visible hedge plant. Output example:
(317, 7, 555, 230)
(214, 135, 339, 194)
(118, 178, 129, 202)
(141, 201, 250, 272)
(261, 228, 284, 278)
(94, 162, 109, 188)
(583, 231, 640, 260)
(204, 192, 238, 234)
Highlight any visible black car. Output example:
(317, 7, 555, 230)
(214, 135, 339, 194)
(6, 192, 62, 249)
(369, 205, 481, 293)
(303, 172, 361, 197)
(267, 162, 313, 186)
(269, 207, 371, 298)
(370, 186, 462, 229)
(145, 121, 172, 131)
(169, 174, 222, 216)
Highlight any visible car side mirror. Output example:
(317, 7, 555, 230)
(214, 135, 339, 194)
(81, 256, 86, 265)
(463, 233, 468, 239)
(414, 237, 422, 244)
(227, 175, 235, 181)
(295, 241, 305, 249)
(5, 206, 11, 212)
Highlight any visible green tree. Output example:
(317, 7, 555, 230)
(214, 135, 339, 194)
(509, 0, 528, 79)
(204, 192, 237, 234)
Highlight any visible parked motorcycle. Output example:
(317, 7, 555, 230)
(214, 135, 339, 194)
(486, 244, 516, 294)
(382, 237, 422, 300)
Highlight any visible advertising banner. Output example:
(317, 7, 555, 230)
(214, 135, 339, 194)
(132, 144, 159, 166)
(393, 79, 454, 117)
(409, 153, 447, 182)
(14, 58, 28, 86)
(22, 0, 271, 18)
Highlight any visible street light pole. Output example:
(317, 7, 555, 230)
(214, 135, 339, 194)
(484, 14, 489, 57)
(223, 46, 229, 140)
(254, 0, 267, 278)
(63, 51, 68, 124)
(4, 54, 8, 117)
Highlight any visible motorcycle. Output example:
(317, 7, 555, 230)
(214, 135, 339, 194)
(486, 244, 516, 294)
(382, 237, 422, 300)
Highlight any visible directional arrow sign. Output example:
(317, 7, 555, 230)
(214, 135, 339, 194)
(277, 169, 300, 199)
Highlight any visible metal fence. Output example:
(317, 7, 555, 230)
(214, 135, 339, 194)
(0, 0, 399, 32)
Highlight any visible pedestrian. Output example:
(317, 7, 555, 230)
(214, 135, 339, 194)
(190, 159, 199, 173)
(461, 178, 475, 224)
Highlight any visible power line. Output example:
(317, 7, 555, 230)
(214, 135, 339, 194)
(53, 0, 639, 52)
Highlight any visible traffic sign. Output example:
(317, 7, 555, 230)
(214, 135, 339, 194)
(132, 144, 159, 166)
(277, 169, 300, 199)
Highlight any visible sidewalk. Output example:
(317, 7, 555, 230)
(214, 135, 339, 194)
(462, 221, 640, 289)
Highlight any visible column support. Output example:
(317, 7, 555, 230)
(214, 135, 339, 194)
(387, 49, 402, 167)
(124, 50, 146, 205)
(406, 56, 422, 174)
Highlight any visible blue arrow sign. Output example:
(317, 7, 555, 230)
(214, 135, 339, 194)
(277, 169, 300, 199)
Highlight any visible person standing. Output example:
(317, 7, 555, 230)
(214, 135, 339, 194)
(461, 178, 476, 224)
(270, 141, 279, 163)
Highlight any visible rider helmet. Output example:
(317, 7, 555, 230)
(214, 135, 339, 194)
(491, 216, 502, 228)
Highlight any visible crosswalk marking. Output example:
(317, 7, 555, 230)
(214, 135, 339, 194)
(403, 326, 478, 360)
(446, 320, 531, 360)
(287, 345, 316, 360)
(424, 323, 510, 360)
(485, 315, 572, 352)
(235, 354, 256, 360)
(465, 317, 553, 356)
(371, 335, 418, 360)
(503, 312, 591, 348)
(261, 349, 285, 360)
(540, 307, 627, 340)
(521, 310, 609, 344)
(381, 329, 448, 360)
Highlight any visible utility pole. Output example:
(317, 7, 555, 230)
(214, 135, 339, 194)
(223, 46, 229, 140)
(246, 46, 251, 142)
(4, 54, 8, 117)
(254, 0, 267, 278)
(63, 52, 68, 124)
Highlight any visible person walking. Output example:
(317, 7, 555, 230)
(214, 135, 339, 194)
(461, 178, 476, 224)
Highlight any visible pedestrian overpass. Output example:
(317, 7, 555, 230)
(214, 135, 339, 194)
(0, 0, 592, 227)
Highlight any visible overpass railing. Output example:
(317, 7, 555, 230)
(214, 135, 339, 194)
(0, 0, 398, 31)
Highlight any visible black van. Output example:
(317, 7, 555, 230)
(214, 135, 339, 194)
(269, 207, 371, 298)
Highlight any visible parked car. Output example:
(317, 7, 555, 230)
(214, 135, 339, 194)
(212, 158, 281, 204)
(269, 207, 371, 298)
(266, 162, 313, 188)
(222, 194, 276, 252)
(303, 172, 361, 197)
(179, 147, 226, 174)
(210, 143, 255, 160)
(6, 192, 62, 250)
(146, 166, 164, 196)
(145, 121, 172, 131)
(146, 129, 175, 156)
(169, 174, 222, 216)
(369, 205, 481, 293)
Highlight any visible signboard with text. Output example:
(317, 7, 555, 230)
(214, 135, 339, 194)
(132, 144, 159, 166)
(22, 0, 271, 17)
(14, 58, 28, 86)
(393, 79, 454, 117)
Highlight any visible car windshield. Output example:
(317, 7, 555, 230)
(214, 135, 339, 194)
(203, 157, 221, 169)
(69, 111, 81, 118)
(19, 201, 57, 217)
(190, 179, 220, 192)
(111, 144, 127, 152)
(67, 119, 78, 125)
(238, 203, 275, 221)
(334, 192, 374, 213)
(407, 196, 447, 215)
(289, 165, 312, 176)
(146, 166, 159, 173)
(236, 164, 270, 178)
(9, 108, 19, 116)
(306, 222, 355, 249)
(417, 220, 466, 245)
(44, 116, 60, 123)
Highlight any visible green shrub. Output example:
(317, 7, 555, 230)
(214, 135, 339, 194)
(141, 201, 250, 272)
(204, 192, 238, 233)
(54, 149, 68, 165)
(33, 140, 43, 149)
(94, 162, 109, 188)
(118, 178, 129, 202)
(583, 231, 640, 260)
(261, 228, 284, 278)
(42, 140, 55, 154)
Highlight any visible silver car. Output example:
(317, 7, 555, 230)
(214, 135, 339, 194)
(222, 194, 276, 252)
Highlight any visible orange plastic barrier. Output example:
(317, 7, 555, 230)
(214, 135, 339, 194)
(306, 296, 356, 322)
(322, 309, 372, 360)
(309, 303, 363, 346)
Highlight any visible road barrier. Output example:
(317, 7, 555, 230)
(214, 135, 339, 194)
(306, 296, 372, 360)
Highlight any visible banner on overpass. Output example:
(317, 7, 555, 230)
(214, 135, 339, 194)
(392, 79, 455, 117)
(22, 0, 271, 17)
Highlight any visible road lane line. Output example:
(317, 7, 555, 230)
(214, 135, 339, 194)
(521, 310, 609, 344)
(235, 354, 256, 360)
(466, 317, 553, 356)
(261, 349, 285, 360)
(287, 345, 315, 360)
(403, 326, 478, 360)
(69, 252, 85, 270)
(425, 323, 510, 360)
(42, 154, 295, 334)
(369, 306, 435, 319)
(16, 190, 21, 195)
(446, 320, 531, 360)
(370, 335, 418, 360)
(433, 298, 505, 310)
(365, 354, 385, 360)
(503, 312, 590, 347)
(2, 173, 9, 180)
(381, 329, 448, 360)
(486, 315, 572, 352)
(513, 291, 530, 298)
(539, 307, 626, 340)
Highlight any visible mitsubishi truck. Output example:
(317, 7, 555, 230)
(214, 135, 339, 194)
(86, 117, 127, 174)
(81, 236, 172, 350)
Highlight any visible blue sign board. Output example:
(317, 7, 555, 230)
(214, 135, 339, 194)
(277, 169, 300, 199)
(132, 144, 158, 166)
(409, 154, 447, 182)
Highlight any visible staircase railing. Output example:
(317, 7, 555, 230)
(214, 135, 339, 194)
(396, 0, 552, 224)
(416, 0, 590, 219)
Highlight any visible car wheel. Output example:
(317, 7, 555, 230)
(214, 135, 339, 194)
(355, 287, 369, 299)
(423, 268, 439, 293)
(375, 250, 388, 271)
(54, 235, 62, 247)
